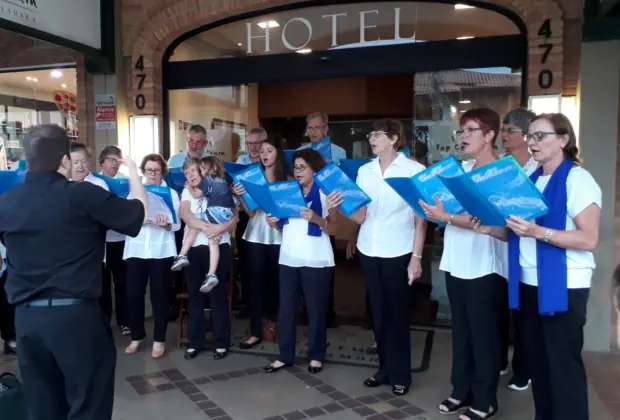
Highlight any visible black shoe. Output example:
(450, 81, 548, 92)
(184, 348, 200, 360)
(392, 385, 409, 396)
(262, 362, 291, 373)
(239, 338, 262, 350)
(438, 398, 472, 415)
(308, 363, 323, 374)
(213, 349, 228, 360)
(363, 377, 384, 388)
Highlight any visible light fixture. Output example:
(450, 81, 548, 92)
(257, 20, 279, 29)
(459, 110, 466, 113)
(450, 105, 457, 113)
(455, 4, 474, 9)
(457, 36, 474, 40)
(295, 48, 312, 54)
(237, 42, 242, 46)
(459, 99, 471, 104)
(26, 76, 38, 82)
(61, 83, 67, 88)
(50, 70, 63, 78)
(129, 115, 160, 170)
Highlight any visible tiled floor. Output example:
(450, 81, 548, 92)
(1, 323, 616, 420)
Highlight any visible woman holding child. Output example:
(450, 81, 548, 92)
(179, 157, 238, 360)
(233, 138, 288, 349)
(123, 154, 180, 359)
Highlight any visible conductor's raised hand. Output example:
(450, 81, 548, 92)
(119, 158, 138, 173)
(326, 192, 343, 210)
(265, 213, 280, 228)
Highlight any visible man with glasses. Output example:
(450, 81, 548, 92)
(300, 112, 346, 165)
(168, 124, 211, 168)
(237, 127, 267, 165)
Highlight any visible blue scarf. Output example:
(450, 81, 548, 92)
(278, 182, 323, 237)
(508, 159, 574, 315)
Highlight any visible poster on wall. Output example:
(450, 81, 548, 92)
(95, 95, 117, 130)
(206, 129, 233, 162)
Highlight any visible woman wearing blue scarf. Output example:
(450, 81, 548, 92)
(473, 113, 601, 420)
(261, 149, 337, 374)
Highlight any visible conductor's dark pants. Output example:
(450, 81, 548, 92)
(15, 300, 116, 420)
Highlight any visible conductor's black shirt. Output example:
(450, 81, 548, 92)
(0, 171, 145, 305)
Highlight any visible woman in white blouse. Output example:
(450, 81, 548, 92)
(328, 118, 427, 396)
(233, 138, 288, 349)
(473, 113, 601, 420)
(180, 158, 238, 361)
(123, 154, 180, 359)
(420, 108, 505, 420)
(262, 149, 337, 374)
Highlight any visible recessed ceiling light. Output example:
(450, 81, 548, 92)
(455, 4, 474, 9)
(25, 76, 32, 81)
(295, 48, 312, 54)
(237, 42, 242, 46)
(61, 83, 67, 88)
(50, 70, 63, 78)
(459, 110, 466, 113)
(26, 77, 38, 82)
(257, 20, 279, 29)
(457, 36, 474, 40)
(459, 99, 471, 104)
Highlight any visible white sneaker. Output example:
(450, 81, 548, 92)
(171, 256, 189, 271)
(199, 274, 219, 294)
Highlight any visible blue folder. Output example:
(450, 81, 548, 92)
(439, 156, 549, 226)
(313, 163, 371, 217)
(384, 156, 465, 224)
(144, 185, 178, 224)
(240, 180, 307, 219)
(164, 167, 186, 194)
(0, 170, 26, 195)
(224, 161, 249, 184)
(338, 159, 370, 182)
(91, 173, 130, 198)
(231, 164, 266, 212)
(313, 137, 333, 164)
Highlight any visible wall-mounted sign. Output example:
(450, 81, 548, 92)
(95, 94, 116, 130)
(0, 0, 101, 49)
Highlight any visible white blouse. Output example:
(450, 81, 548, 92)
(123, 185, 181, 260)
(279, 191, 333, 268)
(181, 188, 231, 246)
(356, 153, 426, 258)
(519, 167, 601, 289)
(243, 209, 282, 245)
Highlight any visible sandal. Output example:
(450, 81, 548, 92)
(438, 398, 471, 415)
(459, 408, 497, 420)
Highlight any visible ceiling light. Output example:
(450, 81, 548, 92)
(50, 70, 63, 78)
(457, 36, 474, 40)
(455, 4, 474, 9)
(25, 76, 32, 81)
(26, 77, 38, 82)
(459, 110, 466, 113)
(257, 20, 279, 29)
(61, 83, 67, 88)
(459, 99, 471, 104)
(237, 42, 242, 46)
(295, 48, 312, 54)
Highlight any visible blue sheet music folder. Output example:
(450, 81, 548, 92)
(231, 164, 266, 212)
(439, 156, 549, 226)
(313, 163, 370, 217)
(92, 173, 130, 198)
(241, 180, 307, 219)
(339, 159, 370, 182)
(145, 185, 178, 224)
(313, 137, 332, 164)
(165, 167, 186, 194)
(384, 156, 465, 224)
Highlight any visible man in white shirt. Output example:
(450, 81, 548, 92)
(168, 124, 211, 168)
(236, 127, 267, 165)
(299, 112, 347, 165)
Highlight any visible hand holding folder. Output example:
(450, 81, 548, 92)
(231, 164, 266, 212)
(313, 163, 371, 217)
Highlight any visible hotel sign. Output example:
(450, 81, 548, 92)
(246, 7, 416, 54)
(0, 0, 101, 49)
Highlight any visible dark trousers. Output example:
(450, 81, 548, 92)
(499, 281, 528, 379)
(236, 212, 250, 310)
(278, 264, 332, 364)
(126, 257, 173, 343)
(186, 244, 232, 350)
(101, 240, 128, 326)
(245, 241, 280, 338)
(0, 271, 15, 342)
(15, 302, 116, 420)
(446, 273, 503, 412)
(328, 235, 336, 323)
(519, 282, 589, 420)
(359, 252, 412, 387)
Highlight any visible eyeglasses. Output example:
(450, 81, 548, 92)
(72, 159, 88, 166)
(500, 127, 523, 135)
(306, 125, 325, 133)
(246, 141, 263, 146)
(144, 168, 162, 175)
(525, 131, 557, 142)
(454, 127, 483, 138)
(293, 165, 310, 172)
(366, 131, 387, 140)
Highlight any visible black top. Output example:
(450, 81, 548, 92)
(200, 175, 235, 209)
(0, 171, 145, 305)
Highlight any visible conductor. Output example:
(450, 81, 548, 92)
(0, 125, 147, 420)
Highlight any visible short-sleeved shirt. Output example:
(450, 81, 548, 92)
(298, 142, 347, 165)
(199, 176, 235, 209)
(167, 151, 210, 168)
(0, 171, 145, 305)
(180, 188, 231, 246)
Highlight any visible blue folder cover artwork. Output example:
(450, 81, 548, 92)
(145, 185, 178, 224)
(231, 164, 266, 212)
(312, 137, 332, 164)
(412, 156, 465, 216)
(92, 173, 130, 198)
(241, 180, 307, 219)
(313, 163, 371, 217)
(164, 167, 186, 194)
(439, 156, 549, 226)
(339, 159, 370, 182)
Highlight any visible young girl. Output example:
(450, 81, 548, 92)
(171, 156, 235, 294)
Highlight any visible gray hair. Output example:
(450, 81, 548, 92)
(98, 145, 122, 165)
(306, 112, 329, 125)
(502, 108, 536, 132)
(23, 124, 70, 171)
(248, 127, 268, 141)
